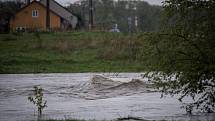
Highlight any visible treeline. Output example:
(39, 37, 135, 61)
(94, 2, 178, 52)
(68, 0, 162, 32)
(0, 0, 23, 32)
(0, 0, 162, 32)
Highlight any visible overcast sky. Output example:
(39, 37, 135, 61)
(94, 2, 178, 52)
(55, 0, 163, 6)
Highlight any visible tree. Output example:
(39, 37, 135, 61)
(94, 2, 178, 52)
(0, 0, 22, 20)
(142, 0, 215, 113)
(0, 0, 23, 32)
(28, 86, 47, 118)
(67, 0, 87, 29)
(67, 0, 162, 32)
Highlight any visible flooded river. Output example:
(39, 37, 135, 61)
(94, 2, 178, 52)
(0, 73, 214, 121)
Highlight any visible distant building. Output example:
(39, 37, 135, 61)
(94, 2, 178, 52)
(10, 0, 78, 31)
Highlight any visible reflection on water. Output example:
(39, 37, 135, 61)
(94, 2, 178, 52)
(0, 73, 214, 121)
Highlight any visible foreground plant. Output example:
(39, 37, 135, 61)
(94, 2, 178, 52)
(141, 0, 215, 113)
(28, 86, 47, 117)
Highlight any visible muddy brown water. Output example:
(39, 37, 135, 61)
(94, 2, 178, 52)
(0, 73, 214, 121)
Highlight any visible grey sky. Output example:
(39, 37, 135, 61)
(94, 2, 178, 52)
(55, 0, 163, 6)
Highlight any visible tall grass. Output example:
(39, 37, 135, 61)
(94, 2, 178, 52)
(0, 32, 147, 73)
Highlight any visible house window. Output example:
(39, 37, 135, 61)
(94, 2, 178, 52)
(32, 10, 39, 17)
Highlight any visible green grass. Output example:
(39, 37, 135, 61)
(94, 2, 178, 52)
(0, 32, 146, 74)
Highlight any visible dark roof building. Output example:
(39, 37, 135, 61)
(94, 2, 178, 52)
(40, 0, 78, 29)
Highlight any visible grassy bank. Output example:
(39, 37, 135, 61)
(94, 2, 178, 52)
(0, 32, 147, 74)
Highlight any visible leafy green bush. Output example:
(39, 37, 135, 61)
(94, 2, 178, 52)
(28, 86, 47, 117)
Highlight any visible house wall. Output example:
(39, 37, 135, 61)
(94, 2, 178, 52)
(40, 0, 78, 29)
(10, 2, 61, 31)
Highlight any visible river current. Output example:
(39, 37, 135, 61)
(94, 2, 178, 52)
(0, 73, 214, 121)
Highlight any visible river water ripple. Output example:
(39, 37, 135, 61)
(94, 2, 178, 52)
(0, 73, 214, 121)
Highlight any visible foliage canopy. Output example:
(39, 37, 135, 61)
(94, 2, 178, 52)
(142, 0, 215, 113)
(68, 0, 162, 32)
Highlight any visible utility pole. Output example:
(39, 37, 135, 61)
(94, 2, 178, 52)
(81, 0, 86, 28)
(134, 1, 138, 32)
(46, 0, 50, 31)
(89, 0, 93, 30)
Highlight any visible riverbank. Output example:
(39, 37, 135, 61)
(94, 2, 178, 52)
(40, 116, 147, 121)
(0, 32, 147, 74)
